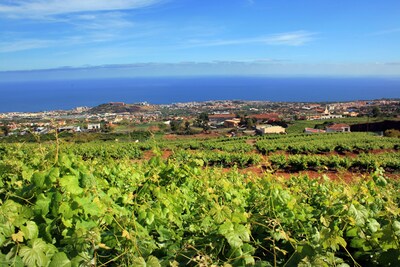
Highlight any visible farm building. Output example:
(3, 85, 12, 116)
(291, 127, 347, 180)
(223, 119, 241, 128)
(326, 123, 351, 133)
(256, 125, 286, 135)
(209, 114, 236, 126)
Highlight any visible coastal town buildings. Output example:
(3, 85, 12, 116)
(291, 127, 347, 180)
(0, 99, 398, 137)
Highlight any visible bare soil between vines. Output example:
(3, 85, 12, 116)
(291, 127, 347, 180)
(140, 149, 400, 182)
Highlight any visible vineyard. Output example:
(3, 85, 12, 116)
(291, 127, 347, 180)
(0, 132, 399, 266)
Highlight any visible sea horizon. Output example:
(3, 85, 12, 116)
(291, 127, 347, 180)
(0, 76, 399, 113)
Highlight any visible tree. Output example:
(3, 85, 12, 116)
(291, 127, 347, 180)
(198, 112, 209, 122)
(371, 106, 381, 118)
(184, 121, 191, 134)
(1, 124, 10, 136)
(195, 113, 210, 132)
(271, 120, 288, 128)
(315, 121, 333, 130)
(158, 123, 168, 132)
(243, 117, 257, 129)
(384, 129, 400, 138)
(170, 120, 183, 132)
(103, 123, 115, 133)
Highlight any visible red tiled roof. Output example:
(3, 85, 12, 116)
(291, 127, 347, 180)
(249, 113, 280, 120)
(209, 114, 236, 119)
(305, 128, 326, 133)
(327, 123, 350, 130)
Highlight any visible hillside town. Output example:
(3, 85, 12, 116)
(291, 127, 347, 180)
(0, 99, 399, 138)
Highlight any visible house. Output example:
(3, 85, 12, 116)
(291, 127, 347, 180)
(347, 111, 359, 117)
(326, 123, 351, 133)
(304, 128, 326, 134)
(256, 125, 286, 135)
(88, 123, 101, 131)
(223, 118, 241, 128)
(249, 113, 280, 123)
(209, 114, 236, 126)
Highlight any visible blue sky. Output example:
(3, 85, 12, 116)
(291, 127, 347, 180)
(1, 0, 400, 78)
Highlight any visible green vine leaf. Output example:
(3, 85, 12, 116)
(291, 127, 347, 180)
(19, 238, 57, 267)
(133, 256, 161, 267)
(133, 257, 146, 266)
(146, 256, 161, 267)
(21, 221, 38, 240)
(219, 221, 250, 248)
(46, 167, 60, 185)
(34, 194, 51, 216)
(49, 252, 71, 267)
(32, 172, 46, 189)
(348, 204, 369, 226)
(60, 175, 83, 195)
(367, 218, 380, 233)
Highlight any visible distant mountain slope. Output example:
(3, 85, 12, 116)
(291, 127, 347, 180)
(88, 103, 153, 114)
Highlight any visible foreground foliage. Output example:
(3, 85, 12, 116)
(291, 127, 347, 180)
(0, 143, 399, 266)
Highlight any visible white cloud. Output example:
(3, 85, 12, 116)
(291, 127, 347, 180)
(266, 31, 315, 46)
(68, 12, 134, 31)
(0, 1, 163, 53)
(0, 32, 121, 53)
(0, 0, 164, 18)
(0, 39, 54, 53)
(184, 31, 316, 47)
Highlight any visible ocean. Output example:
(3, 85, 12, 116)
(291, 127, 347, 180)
(0, 76, 399, 112)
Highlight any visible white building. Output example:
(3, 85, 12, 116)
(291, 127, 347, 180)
(320, 114, 343, 120)
(88, 123, 101, 130)
(256, 125, 286, 135)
